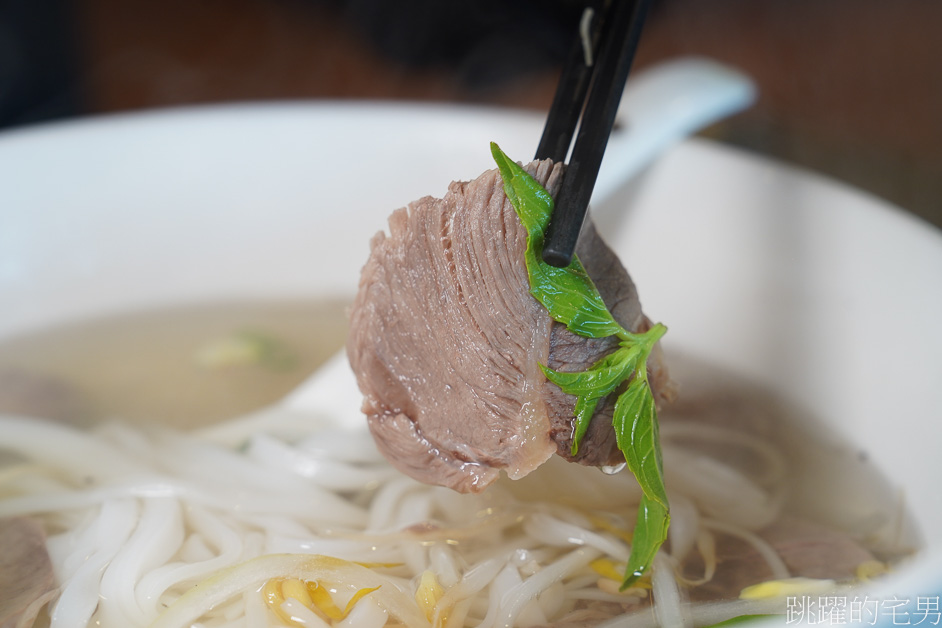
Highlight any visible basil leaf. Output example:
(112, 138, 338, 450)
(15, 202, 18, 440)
(492, 143, 670, 591)
(540, 347, 639, 397)
(571, 395, 602, 456)
(613, 373, 668, 509)
(543, 347, 640, 455)
(528, 262, 626, 338)
(491, 143, 624, 339)
(491, 142, 555, 234)
(621, 494, 670, 589)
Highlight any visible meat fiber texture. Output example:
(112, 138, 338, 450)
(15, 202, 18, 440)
(0, 517, 57, 628)
(347, 159, 669, 493)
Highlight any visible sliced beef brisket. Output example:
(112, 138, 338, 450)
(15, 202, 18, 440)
(347, 159, 668, 493)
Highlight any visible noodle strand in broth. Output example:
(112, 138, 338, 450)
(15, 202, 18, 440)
(0, 385, 896, 628)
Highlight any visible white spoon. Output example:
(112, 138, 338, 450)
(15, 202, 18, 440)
(594, 56, 756, 207)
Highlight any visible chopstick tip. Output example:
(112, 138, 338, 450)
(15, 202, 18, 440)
(542, 244, 574, 268)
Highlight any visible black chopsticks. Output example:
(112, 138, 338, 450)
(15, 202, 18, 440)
(537, 0, 652, 268)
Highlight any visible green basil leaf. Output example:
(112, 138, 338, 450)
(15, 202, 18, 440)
(490, 143, 624, 339)
(613, 374, 668, 509)
(540, 347, 639, 396)
(491, 142, 555, 235)
(544, 347, 640, 455)
(543, 347, 641, 455)
(571, 395, 602, 456)
(492, 144, 670, 591)
(527, 262, 625, 338)
(621, 494, 670, 589)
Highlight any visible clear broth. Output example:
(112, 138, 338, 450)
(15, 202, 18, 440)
(0, 299, 349, 429)
(0, 300, 922, 606)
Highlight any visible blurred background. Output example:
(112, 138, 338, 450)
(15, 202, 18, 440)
(1, 0, 939, 227)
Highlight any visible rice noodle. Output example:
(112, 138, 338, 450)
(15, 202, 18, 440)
(524, 513, 630, 561)
(677, 529, 717, 587)
(245, 433, 395, 491)
(336, 597, 388, 628)
(650, 554, 686, 628)
(662, 447, 784, 530)
(429, 544, 461, 588)
(492, 547, 601, 628)
(703, 518, 791, 581)
(597, 597, 786, 628)
(280, 598, 331, 627)
(135, 505, 246, 616)
(665, 494, 700, 565)
(660, 421, 788, 487)
(0, 415, 139, 479)
(48, 499, 139, 628)
(0, 399, 830, 627)
(149, 554, 429, 628)
(99, 496, 183, 625)
(432, 558, 505, 625)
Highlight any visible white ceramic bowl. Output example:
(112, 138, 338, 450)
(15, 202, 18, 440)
(2, 102, 941, 620)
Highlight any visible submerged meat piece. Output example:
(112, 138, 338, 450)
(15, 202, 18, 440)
(686, 516, 877, 601)
(0, 367, 89, 425)
(762, 517, 877, 580)
(347, 159, 669, 493)
(0, 517, 57, 628)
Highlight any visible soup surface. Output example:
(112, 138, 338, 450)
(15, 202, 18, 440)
(0, 300, 921, 628)
(0, 299, 349, 428)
